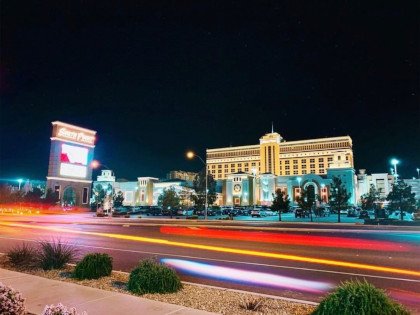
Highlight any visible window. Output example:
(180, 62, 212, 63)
(319, 158, 324, 162)
(251, 162, 256, 166)
(245, 168, 249, 172)
(285, 165, 290, 170)
(231, 164, 235, 167)
(302, 170, 307, 175)
(285, 160, 290, 164)
(224, 164, 228, 168)
(293, 165, 298, 169)
(293, 170, 298, 175)
(301, 159, 306, 163)
(310, 170, 316, 174)
(279, 160, 282, 165)
(82, 187, 89, 204)
(285, 171, 290, 175)
(310, 159, 315, 163)
(238, 168, 242, 172)
(245, 163, 249, 167)
(218, 170, 222, 173)
(218, 165, 222, 168)
(293, 160, 298, 164)
(231, 168, 235, 172)
(320, 169, 325, 173)
(310, 164, 315, 169)
(238, 163, 242, 167)
(212, 165, 216, 169)
(302, 164, 306, 169)
(319, 164, 324, 168)
(328, 157, 333, 162)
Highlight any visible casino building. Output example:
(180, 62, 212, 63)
(46, 121, 96, 207)
(207, 130, 357, 206)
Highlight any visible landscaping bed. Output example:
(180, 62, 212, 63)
(0, 254, 315, 315)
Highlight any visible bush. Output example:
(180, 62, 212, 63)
(42, 303, 86, 315)
(7, 243, 38, 270)
(127, 259, 182, 294)
(38, 240, 76, 270)
(0, 282, 26, 315)
(73, 253, 113, 280)
(313, 279, 410, 315)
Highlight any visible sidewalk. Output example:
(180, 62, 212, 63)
(0, 269, 217, 315)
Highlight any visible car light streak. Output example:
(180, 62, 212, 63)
(1, 222, 420, 277)
(161, 258, 333, 293)
(159, 226, 411, 252)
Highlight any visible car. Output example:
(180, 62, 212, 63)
(251, 210, 266, 217)
(145, 206, 163, 216)
(358, 210, 370, 219)
(295, 208, 310, 218)
(347, 209, 359, 217)
(388, 211, 414, 221)
(113, 206, 132, 215)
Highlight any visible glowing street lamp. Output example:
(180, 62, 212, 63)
(391, 159, 399, 182)
(17, 179, 23, 190)
(417, 168, 419, 179)
(186, 151, 208, 220)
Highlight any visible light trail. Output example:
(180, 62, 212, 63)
(1, 222, 420, 278)
(159, 226, 412, 251)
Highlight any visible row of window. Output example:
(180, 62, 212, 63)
(280, 141, 351, 152)
(207, 149, 260, 159)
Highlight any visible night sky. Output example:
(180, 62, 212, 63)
(1, 1, 419, 181)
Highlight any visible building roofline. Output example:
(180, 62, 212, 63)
(207, 144, 260, 152)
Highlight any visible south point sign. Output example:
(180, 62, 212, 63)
(52, 121, 96, 146)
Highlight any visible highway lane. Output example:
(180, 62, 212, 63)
(0, 216, 419, 311)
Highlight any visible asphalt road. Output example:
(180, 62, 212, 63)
(0, 213, 419, 312)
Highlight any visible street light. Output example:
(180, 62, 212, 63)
(17, 179, 23, 190)
(417, 168, 419, 179)
(296, 177, 302, 202)
(391, 159, 399, 183)
(91, 160, 114, 215)
(186, 151, 208, 220)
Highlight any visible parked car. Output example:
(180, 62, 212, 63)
(359, 210, 370, 219)
(113, 206, 132, 215)
(251, 210, 266, 217)
(295, 208, 310, 218)
(145, 206, 163, 216)
(388, 211, 414, 221)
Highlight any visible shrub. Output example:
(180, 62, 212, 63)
(240, 297, 265, 312)
(42, 303, 87, 315)
(127, 259, 182, 294)
(7, 243, 38, 270)
(38, 240, 76, 270)
(312, 279, 410, 315)
(73, 253, 113, 280)
(0, 282, 26, 315)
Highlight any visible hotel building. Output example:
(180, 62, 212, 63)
(207, 131, 356, 206)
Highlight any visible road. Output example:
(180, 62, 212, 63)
(0, 213, 419, 312)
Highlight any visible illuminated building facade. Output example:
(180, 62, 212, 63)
(46, 121, 96, 206)
(207, 131, 357, 206)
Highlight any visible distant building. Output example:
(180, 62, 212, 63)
(166, 170, 198, 182)
(356, 169, 395, 199)
(404, 178, 420, 201)
(207, 131, 356, 206)
(46, 121, 96, 207)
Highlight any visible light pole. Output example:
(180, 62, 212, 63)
(417, 168, 419, 179)
(296, 177, 302, 203)
(17, 179, 23, 190)
(391, 159, 399, 182)
(187, 151, 208, 220)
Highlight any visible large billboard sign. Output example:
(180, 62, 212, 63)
(51, 121, 96, 146)
(59, 144, 88, 178)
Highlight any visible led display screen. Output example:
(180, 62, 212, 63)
(60, 144, 88, 165)
(60, 163, 87, 178)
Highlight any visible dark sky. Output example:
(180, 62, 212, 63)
(1, 1, 419, 181)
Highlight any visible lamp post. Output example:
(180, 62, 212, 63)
(417, 168, 419, 179)
(187, 151, 208, 220)
(391, 159, 399, 183)
(296, 177, 302, 203)
(17, 179, 23, 190)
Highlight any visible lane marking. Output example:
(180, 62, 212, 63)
(0, 235, 419, 283)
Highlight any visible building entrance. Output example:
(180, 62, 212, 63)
(63, 187, 76, 206)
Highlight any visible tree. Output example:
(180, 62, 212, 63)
(329, 176, 351, 223)
(44, 188, 59, 205)
(386, 180, 416, 220)
(191, 169, 216, 210)
(360, 184, 383, 219)
(92, 184, 106, 211)
(271, 189, 290, 221)
(158, 187, 180, 216)
(24, 187, 44, 203)
(296, 186, 319, 222)
(113, 191, 124, 208)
